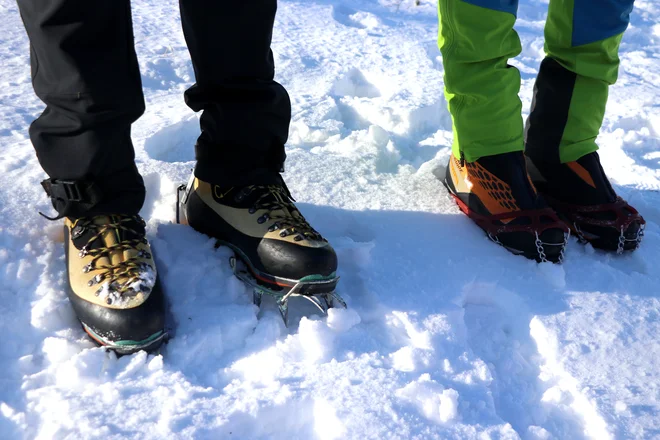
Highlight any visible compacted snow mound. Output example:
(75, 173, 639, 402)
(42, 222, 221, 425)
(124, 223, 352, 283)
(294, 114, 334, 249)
(0, 0, 659, 438)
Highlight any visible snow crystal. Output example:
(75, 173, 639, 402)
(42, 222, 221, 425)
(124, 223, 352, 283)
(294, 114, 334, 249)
(314, 399, 346, 440)
(0, 0, 659, 438)
(390, 346, 416, 372)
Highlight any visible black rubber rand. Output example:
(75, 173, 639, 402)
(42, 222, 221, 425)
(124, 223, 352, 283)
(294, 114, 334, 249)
(64, 227, 166, 344)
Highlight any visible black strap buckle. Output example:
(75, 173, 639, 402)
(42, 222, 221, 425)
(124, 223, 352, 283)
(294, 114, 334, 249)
(43, 180, 82, 202)
(40, 178, 103, 220)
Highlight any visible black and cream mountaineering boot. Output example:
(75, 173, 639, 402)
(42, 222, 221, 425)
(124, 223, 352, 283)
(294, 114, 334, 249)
(178, 175, 345, 325)
(64, 215, 166, 353)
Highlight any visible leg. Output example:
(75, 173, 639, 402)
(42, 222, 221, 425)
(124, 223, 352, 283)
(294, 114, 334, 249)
(438, 0, 568, 262)
(179, 0, 291, 187)
(438, 0, 523, 162)
(178, 2, 338, 317)
(17, 0, 165, 354)
(525, 0, 634, 164)
(524, 0, 644, 252)
(17, 0, 146, 218)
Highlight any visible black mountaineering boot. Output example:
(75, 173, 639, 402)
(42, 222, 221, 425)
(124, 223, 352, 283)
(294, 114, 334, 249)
(64, 215, 166, 354)
(526, 151, 645, 253)
(443, 151, 569, 263)
(180, 176, 342, 324)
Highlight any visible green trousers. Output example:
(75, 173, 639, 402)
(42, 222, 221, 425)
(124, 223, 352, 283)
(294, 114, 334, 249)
(438, 0, 635, 164)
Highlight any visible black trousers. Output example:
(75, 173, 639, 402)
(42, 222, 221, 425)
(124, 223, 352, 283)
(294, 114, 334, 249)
(17, 0, 291, 217)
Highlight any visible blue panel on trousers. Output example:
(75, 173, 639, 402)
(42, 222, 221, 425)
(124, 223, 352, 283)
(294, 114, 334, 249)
(572, 0, 634, 46)
(460, 0, 518, 17)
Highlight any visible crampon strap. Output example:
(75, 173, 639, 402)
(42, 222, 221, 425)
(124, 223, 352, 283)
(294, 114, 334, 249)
(548, 196, 645, 231)
(451, 194, 568, 236)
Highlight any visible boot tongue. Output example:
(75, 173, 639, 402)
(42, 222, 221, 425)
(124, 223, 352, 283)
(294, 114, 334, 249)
(95, 216, 123, 268)
(71, 215, 141, 273)
(267, 187, 301, 223)
(241, 186, 292, 215)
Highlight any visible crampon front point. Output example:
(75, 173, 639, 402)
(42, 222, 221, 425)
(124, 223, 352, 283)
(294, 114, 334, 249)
(229, 256, 346, 326)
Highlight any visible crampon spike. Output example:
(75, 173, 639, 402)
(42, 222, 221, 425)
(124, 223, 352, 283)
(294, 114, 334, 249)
(277, 299, 289, 326)
(175, 171, 195, 225)
(176, 184, 186, 224)
(253, 290, 263, 307)
(322, 293, 334, 309)
(329, 292, 347, 309)
(300, 294, 327, 314)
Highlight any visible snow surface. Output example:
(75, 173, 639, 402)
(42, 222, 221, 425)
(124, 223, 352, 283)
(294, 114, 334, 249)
(1, 0, 659, 438)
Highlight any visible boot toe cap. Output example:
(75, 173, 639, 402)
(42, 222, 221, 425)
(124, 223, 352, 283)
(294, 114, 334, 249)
(68, 280, 166, 346)
(257, 238, 338, 280)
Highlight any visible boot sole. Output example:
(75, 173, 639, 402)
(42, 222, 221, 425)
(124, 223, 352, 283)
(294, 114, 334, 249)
(219, 239, 339, 295)
(82, 323, 167, 355)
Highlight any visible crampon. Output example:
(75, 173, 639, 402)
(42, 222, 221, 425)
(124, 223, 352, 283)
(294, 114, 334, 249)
(448, 187, 570, 263)
(545, 196, 645, 254)
(442, 152, 570, 263)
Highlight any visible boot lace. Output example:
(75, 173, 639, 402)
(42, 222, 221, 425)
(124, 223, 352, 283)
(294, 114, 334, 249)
(238, 185, 325, 242)
(75, 215, 152, 296)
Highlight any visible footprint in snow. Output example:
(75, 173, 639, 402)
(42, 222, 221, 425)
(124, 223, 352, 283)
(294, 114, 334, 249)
(332, 68, 381, 99)
(459, 282, 595, 439)
(143, 117, 198, 163)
